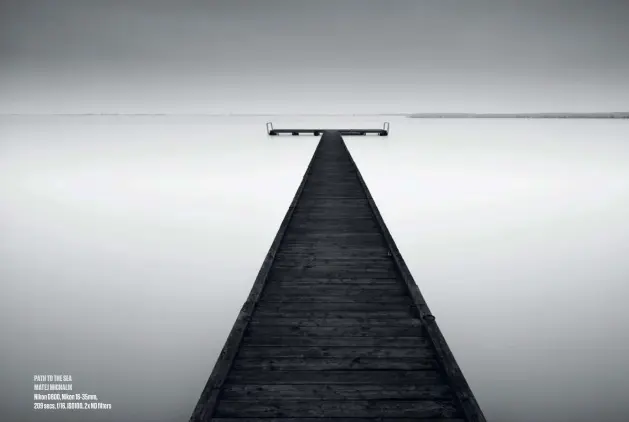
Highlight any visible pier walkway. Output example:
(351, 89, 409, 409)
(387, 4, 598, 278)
(190, 131, 485, 421)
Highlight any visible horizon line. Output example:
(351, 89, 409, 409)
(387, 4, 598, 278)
(2, 112, 629, 117)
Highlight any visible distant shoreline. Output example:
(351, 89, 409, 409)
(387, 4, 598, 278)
(406, 113, 629, 119)
(1, 112, 628, 119)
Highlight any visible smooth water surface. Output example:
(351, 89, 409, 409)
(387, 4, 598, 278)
(1, 116, 628, 422)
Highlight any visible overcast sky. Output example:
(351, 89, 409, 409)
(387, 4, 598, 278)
(2, 0, 629, 113)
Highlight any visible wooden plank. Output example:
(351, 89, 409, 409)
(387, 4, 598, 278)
(276, 246, 388, 252)
(252, 310, 416, 319)
(270, 265, 397, 272)
(300, 190, 363, 193)
(268, 270, 397, 276)
(301, 182, 361, 185)
(302, 186, 362, 189)
(286, 229, 379, 233)
(299, 195, 367, 199)
(287, 223, 380, 229)
(264, 280, 402, 287)
(264, 283, 402, 289)
(213, 419, 465, 422)
(241, 336, 430, 347)
(285, 230, 380, 235)
(261, 287, 405, 295)
(300, 184, 362, 188)
(264, 278, 400, 285)
(298, 196, 367, 200)
(271, 261, 395, 268)
(280, 240, 386, 246)
(281, 239, 386, 245)
(246, 325, 423, 338)
(271, 260, 395, 266)
(249, 317, 421, 327)
(301, 188, 363, 192)
(264, 284, 404, 292)
(293, 209, 372, 213)
(292, 206, 373, 211)
(288, 217, 375, 222)
(283, 244, 386, 249)
(292, 211, 374, 217)
(300, 187, 365, 191)
(274, 250, 389, 257)
(258, 296, 410, 304)
(268, 270, 398, 279)
(254, 302, 415, 312)
(285, 226, 378, 231)
(275, 254, 392, 260)
(232, 357, 440, 371)
(283, 232, 382, 238)
(274, 264, 395, 270)
(300, 180, 360, 184)
(220, 384, 454, 400)
(289, 217, 375, 222)
(301, 184, 362, 188)
(225, 370, 447, 385)
(275, 248, 387, 254)
(301, 183, 360, 187)
(294, 204, 371, 209)
(258, 298, 408, 305)
(280, 240, 387, 247)
(214, 400, 460, 418)
(294, 200, 371, 207)
(274, 254, 388, 259)
(289, 213, 374, 218)
(261, 286, 406, 295)
(237, 346, 434, 359)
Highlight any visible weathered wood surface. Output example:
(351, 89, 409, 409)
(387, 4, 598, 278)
(220, 384, 454, 400)
(213, 419, 465, 422)
(236, 346, 434, 358)
(231, 357, 440, 370)
(213, 419, 464, 422)
(191, 131, 485, 421)
(249, 317, 420, 326)
(215, 400, 460, 418)
(225, 370, 447, 385)
(241, 336, 433, 347)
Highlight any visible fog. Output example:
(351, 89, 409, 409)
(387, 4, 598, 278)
(3, 1, 629, 114)
(1, 116, 628, 421)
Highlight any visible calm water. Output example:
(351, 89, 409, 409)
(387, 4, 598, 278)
(1, 116, 628, 422)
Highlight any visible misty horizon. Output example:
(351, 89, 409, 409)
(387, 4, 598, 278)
(2, 111, 629, 116)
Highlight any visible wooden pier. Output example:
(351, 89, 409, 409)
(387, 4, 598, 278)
(190, 130, 485, 421)
(266, 122, 389, 136)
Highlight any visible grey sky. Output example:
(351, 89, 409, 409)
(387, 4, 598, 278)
(2, 0, 629, 113)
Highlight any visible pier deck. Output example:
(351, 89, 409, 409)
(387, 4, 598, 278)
(190, 131, 485, 421)
(266, 122, 389, 136)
